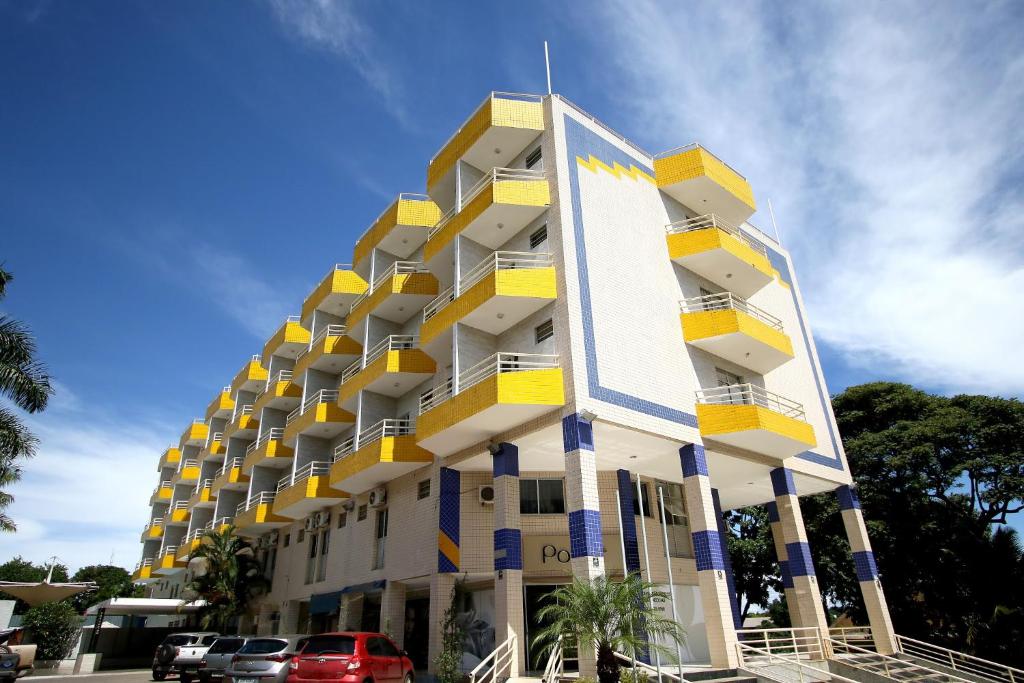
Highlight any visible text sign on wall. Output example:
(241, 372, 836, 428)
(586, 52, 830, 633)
(522, 535, 624, 574)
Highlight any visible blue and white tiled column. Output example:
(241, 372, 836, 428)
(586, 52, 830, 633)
(679, 443, 739, 668)
(563, 413, 603, 676)
(711, 489, 743, 630)
(837, 485, 897, 654)
(492, 442, 525, 675)
(769, 468, 829, 633)
(428, 466, 460, 674)
(766, 501, 799, 619)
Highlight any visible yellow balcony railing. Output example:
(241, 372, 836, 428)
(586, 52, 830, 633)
(199, 432, 226, 462)
(301, 264, 368, 323)
(179, 419, 209, 448)
(654, 144, 756, 225)
(205, 387, 234, 421)
(173, 459, 200, 485)
(665, 215, 776, 298)
(158, 446, 181, 471)
(330, 419, 432, 494)
(132, 559, 154, 582)
(353, 193, 442, 266)
(140, 518, 164, 541)
(212, 457, 249, 493)
(695, 383, 816, 459)
(292, 325, 362, 379)
(224, 405, 259, 439)
(273, 461, 346, 519)
(253, 370, 303, 412)
(234, 492, 288, 536)
(283, 390, 354, 443)
(680, 293, 794, 374)
(346, 262, 438, 335)
(263, 315, 311, 360)
(188, 479, 216, 509)
(153, 546, 186, 574)
(231, 355, 268, 395)
(337, 336, 436, 408)
(243, 428, 294, 472)
(166, 500, 191, 526)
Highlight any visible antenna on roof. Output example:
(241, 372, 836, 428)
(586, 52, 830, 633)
(544, 41, 552, 95)
(767, 198, 783, 244)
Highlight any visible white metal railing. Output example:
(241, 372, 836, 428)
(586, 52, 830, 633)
(828, 637, 974, 683)
(191, 417, 205, 425)
(681, 292, 783, 330)
(137, 558, 153, 570)
(666, 213, 768, 257)
(143, 518, 163, 531)
(419, 378, 454, 413)
(541, 635, 565, 683)
(172, 500, 190, 511)
(349, 334, 418, 378)
(205, 516, 233, 531)
(156, 479, 171, 491)
(736, 641, 857, 683)
(359, 418, 414, 447)
(736, 628, 826, 660)
(333, 435, 356, 462)
(828, 627, 874, 650)
(356, 193, 433, 243)
(654, 142, 748, 180)
(236, 491, 275, 516)
(161, 545, 177, 557)
(210, 431, 223, 443)
(467, 634, 517, 683)
(302, 324, 347, 357)
(429, 167, 547, 239)
(419, 353, 558, 414)
(696, 383, 807, 421)
(553, 94, 650, 159)
(429, 91, 543, 165)
(423, 251, 553, 321)
(349, 261, 428, 313)
(277, 460, 331, 492)
(895, 634, 1024, 683)
(218, 457, 244, 477)
(302, 389, 337, 413)
(233, 404, 254, 422)
(248, 427, 286, 452)
(194, 478, 213, 493)
(340, 358, 363, 385)
(181, 458, 198, 469)
(266, 369, 293, 386)
(612, 650, 683, 682)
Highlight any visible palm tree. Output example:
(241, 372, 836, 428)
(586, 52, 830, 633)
(185, 526, 267, 633)
(0, 267, 53, 532)
(532, 574, 685, 683)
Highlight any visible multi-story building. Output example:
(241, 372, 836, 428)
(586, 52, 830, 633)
(134, 92, 897, 674)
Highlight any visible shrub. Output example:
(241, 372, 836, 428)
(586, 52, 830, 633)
(22, 602, 82, 660)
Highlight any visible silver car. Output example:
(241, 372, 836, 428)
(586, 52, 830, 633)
(224, 636, 307, 683)
(199, 637, 251, 683)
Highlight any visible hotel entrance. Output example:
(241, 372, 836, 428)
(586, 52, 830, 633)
(524, 584, 560, 673)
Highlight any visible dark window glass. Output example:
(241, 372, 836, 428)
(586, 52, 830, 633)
(529, 225, 548, 248)
(163, 635, 195, 647)
(377, 638, 400, 657)
(519, 479, 539, 514)
(632, 481, 653, 517)
(238, 639, 289, 655)
(201, 635, 220, 646)
(208, 638, 245, 654)
(337, 512, 347, 528)
(284, 534, 290, 548)
(525, 147, 542, 169)
(357, 504, 368, 521)
(535, 319, 554, 344)
(417, 479, 431, 500)
(302, 635, 356, 655)
(538, 479, 566, 514)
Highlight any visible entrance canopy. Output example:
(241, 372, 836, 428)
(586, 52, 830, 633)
(84, 598, 207, 616)
(0, 581, 96, 606)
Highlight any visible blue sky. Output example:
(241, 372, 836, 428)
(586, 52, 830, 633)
(1, 0, 1022, 571)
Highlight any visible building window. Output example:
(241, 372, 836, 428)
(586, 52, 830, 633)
(632, 480, 653, 518)
(283, 533, 290, 548)
(535, 319, 554, 344)
(417, 479, 431, 500)
(520, 478, 565, 514)
(316, 529, 330, 582)
(657, 481, 693, 558)
(357, 504, 368, 522)
(373, 509, 388, 570)
(525, 147, 543, 170)
(263, 546, 277, 583)
(529, 225, 548, 248)
(337, 511, 347, 528)
(305, 532, 318, 584)
(298, 529, 305, 543)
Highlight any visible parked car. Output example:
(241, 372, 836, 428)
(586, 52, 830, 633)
(287, 633, 413, 683)
(152, 632, 221, 683)
(200, 637, 251, 683)
(224, 636, 307, 683)
(0, 628, 34, 680)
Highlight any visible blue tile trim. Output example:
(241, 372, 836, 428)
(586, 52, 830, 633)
(770, 468, 797, 497)
(692, 530, 727, 571)
(779, 559, 794, 589)
(494, 528, 523, 570)
(492, 442, 520, 478)
(766, 501, 780, 524)
(853, 550, 878, 582)
(680, 443, 708, 478)
(786, 541, 816, 577)
(562, 413, 595, 452)
(437, 467, 460, 573)
(837, 485, 861, 511)
(616, 470, 642, 573)
(712, 489, 743, 629)
(561, 114, 842, 469)
(438, 552, 458, 574)
(568, 509, 603, 557)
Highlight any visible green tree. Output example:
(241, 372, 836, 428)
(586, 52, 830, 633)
(70, 565, 142, 612)
(185, 527, 266, 633)
(724, 506, 780, 619)
(0, 556, 69, 614)
(0, 267, 54, 532)
(532, 574, 685, 683)
(432, 577, 466, 683)
(21, 601, 81, 661)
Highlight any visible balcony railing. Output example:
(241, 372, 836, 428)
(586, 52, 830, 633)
(429, 167, 546, 239)
(696, 383, 807, 421)
(247, 427, 286, 454)
(342, 335, 418, 384)
(205, 516, 233, 531)
(181, 459, 198, 470)
(143, 518, 163, 532)
(680, 292, 783, 330)
(419, 353, 559, 414)
(136, 558, 154, 570)
(360, 418, 415, 447)
(423, 251, 553, 322)
(349, 262, 429, 312)
(276, 460, 332, 492)
(654, 142, 747, 179)
(172, 500, 190, 511)
(298, 324, 348, 360)
(233, 404, 254, 421)
(161, 545, 178, 557)
(256, 370, 293, 399)
(665, 214, 767, 257)
(218, 457, 244, 477)
(210, 431, 223, 443)
(286, 390, 338, 423)
(190, 418, 206, 425)
(356, 193, 433, 242)
(429, 92, 544, 165)
(155, 479, 171, 493)
(333, 436, 356, 462)
(236, 491, 276, 516)
(194, 478, 213, 493)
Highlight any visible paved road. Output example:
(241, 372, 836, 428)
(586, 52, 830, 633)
(28, 670, 156, 683)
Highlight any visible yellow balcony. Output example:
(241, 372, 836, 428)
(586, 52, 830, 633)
(680, 293, 794, 374)
(224, 405, 259, 440)
(695, 384, 817, 459)
(273, 461, 347, 519)
(301, 264, 368, 323)
(346, 262, 439, 338)
(176, 532, 203, 561)
(353, 193, 442, 266)
(253, 371, 304, 412)
(330, 419, 433, 495)
(292, 326, 362, 381)
(179, 419, 209, 448)
(421, 251, 556, 353)
(188, 479, 216, 509)
(427, 92, 545, 201)
(132, 559, 155, 582)
(424, 168, 550, 269)
(666, 215, 775, 298)
(205, 516, 234, 536)
(199, 433, 226, 462)
(212, 457, 249, 493)
(166, 501, 191, 526)
(283, 391, 355, 443)
(172, 459, 200, 486)
(242, 428, 294, 473)
(417, 353, 565, 457)
(205, 387, 235, 421)
(157, 446, 181, 471)
(150, 480, 173, 504)
(235, 492, 289, 536)
(231, 355, 269, 394)
(654, 144, 756, 225)
(337, 336, 436, 409)
(263, 316, 311, 360)
(153, 546, 187, 575)
(140, 519, 164, 542)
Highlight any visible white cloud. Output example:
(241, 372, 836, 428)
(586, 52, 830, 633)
(267, 0, 411, 128)
(587, 0, 1024, 395)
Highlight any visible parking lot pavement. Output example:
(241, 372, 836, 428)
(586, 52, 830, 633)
(26, 670, 155, 683)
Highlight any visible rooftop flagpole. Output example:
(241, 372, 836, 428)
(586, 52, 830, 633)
(544, 41, 552, 95)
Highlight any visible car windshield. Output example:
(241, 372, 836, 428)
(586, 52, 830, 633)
(164, 635, 197, 646)
(238, 639, 289, 655)
(302, 636, 356, 656)
(208, 638, 245, 654)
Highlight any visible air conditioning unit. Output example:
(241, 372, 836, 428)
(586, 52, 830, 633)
(368, 487, 387, 508)
(269, 530, 280, 545)
(342, 499, 355, 511)
(316, 511, 331, 528)
(479, 485, 495, 505)
(304, 516, 317, 532)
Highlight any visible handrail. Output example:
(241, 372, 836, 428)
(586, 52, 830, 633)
(355, 192, 434, 243)
(681, 292, 784, 330)
(828, 627, 874, 649)
(419, 377, 454, 413)
(429, 167, 547, 239)
(278, 460, 331, 491)
(342, 335, 418, 384)
(172, 500, 190, 511)
(612, 650, 683, 682)
(895, 634, 1024, 683)
(666, 213, 767, 257)
(467, 634, 517, 683)
(191, 418, 206, 425)
(696, 383, 807, 421)
(181, 458, 198, 469)
(429, 91, 543, 165)
(218, 457, 244, 477)
(232, 404, 254, 421)
(553, 94, 651, 159)
(210, 431, 223, 442)
(340, 358, 363, 385)
(736, 641, 862, 683)
(161, 545, 178, 557)
(302, 324, 347, 355)
(359, 418, 414, 447)
(349, 261, 428, 313)
(194, 478, 213, 492)
(423, 251, 553, 321)
(541, 635, 564, 683)
(205, 516, 233, 531)
(828, 637, 975, 683)
(143, 518, 163, 531)
(304, 389, 338, 412)
(237, 491, 275, 515)
(736, 627, 826, 660)
(419, 352, 559, 414)
(654, 142, 748, 180)
(333, 435, 356, 462)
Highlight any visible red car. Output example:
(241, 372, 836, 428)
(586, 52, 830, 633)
(288, 633, 413, 683)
